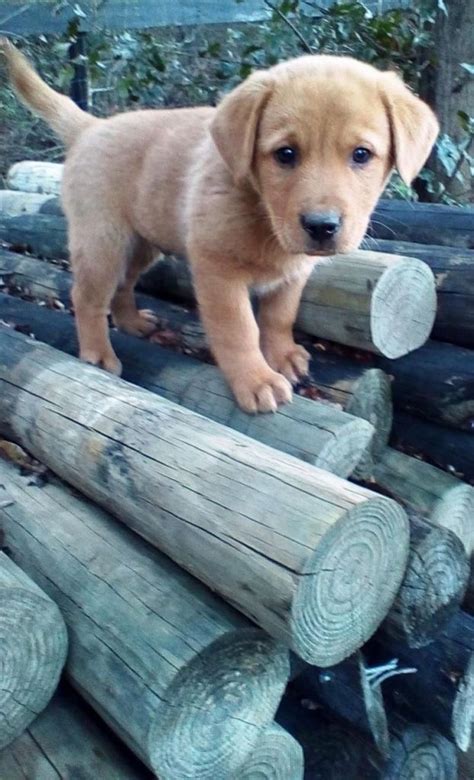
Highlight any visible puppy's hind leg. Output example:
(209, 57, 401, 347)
(70, 228, 130, 375)
(111, 236, 159, 337)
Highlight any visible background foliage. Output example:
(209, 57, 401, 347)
(0, 0, 472, 202)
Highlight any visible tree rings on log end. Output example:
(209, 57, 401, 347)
(432, 484, 474, 558)
(371, 258, 436, 358)
(346, 368, 393, 479)
(148, 629, 289, 780)
(384, 725, 458, 780)
(453, 653, 474, 752)
(236, 723, 304, 779)
(0, 557, 68, 749)
(291, 496, 409, 666)
(312, 416, 374, 478)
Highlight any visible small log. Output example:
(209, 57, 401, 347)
(7, 160, 63, 195)
(0, 292, 374, 480)
(0, 326, 410, 667)
(0, 189, 61, 217)
(368, 238, 474, 348)
(235, 723, 304, 779)
(383, 720, 458, 780)
(0, 550, 68, 750)
(0, 214, 68, 259)
(372, 448, 474, 558)
(369, 199, 474, 249)
(380, 514, 469, 648)
(391, 411, 474, 483)
(0, 684, 153, 779)
(378, 340, 474, 432)
(370, 611, 474, 752)
(0, 459, 290, 778)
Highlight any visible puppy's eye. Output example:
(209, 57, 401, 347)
(352, 147, 373, 165)
(274, 146, 298, 166)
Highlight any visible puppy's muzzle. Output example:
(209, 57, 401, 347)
(300, 211, 342, 251)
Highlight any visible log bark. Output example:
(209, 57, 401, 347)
(7, 161, 63, 195)
(0, 459, 290, 779)
(235, 723, 303, 779)
(0, 684, 153, 779)
(380, 514, 469, 648)
(370, 611, 474, 752)
(368, 199, 474, 248)
(371, 447, 474, 559)
(391, 412, 474, 484)
(0, 550, 68, 750)
(0, 214, 436, 357)
(0, 292, 375, 480)
(0, 190, 62, 217)
(368, 238, 474, 348)
(0, 326, 410, 667)
(378, 340, 474, 432)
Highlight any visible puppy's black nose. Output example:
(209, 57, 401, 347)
(300, 212, 342, 243)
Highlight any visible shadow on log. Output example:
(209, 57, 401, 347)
(0, 460, 290, 779)
(0, 326, 410, 666)
(0, 684, 153, 779)
(368, 199, 474, 249)
(0, 550, 68, 749)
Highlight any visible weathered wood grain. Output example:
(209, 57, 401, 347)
(0, 326, 410, 666)
(0, 292, 374, 480)
(0, 684, 153, 780)
(0, 189, 60, 216)
(0, 550, 68, 750)
(368, 199, 474, 249)
(0, 459, 290, 778)
(7, 161, 63, 195)
(235, 722, 303, 780)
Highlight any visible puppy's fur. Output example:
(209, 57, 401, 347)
(1, 42, 438, 412)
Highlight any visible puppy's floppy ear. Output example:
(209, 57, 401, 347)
(211, 70, 273, 186)
(381, 72, 439, 185)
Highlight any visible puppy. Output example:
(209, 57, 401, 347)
(1, 41, 438, 412)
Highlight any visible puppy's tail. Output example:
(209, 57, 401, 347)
(0, 38, 97, 147)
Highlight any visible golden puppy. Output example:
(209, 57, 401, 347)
(1, 41, 438, 412)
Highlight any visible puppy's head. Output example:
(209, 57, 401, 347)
(211, 56, 438, 255)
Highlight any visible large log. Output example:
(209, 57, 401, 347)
(0, 684, 153, 779)
(368, 238, 474, 348)
(0, 326, 410, 666)
(370, 611, 474, 752)
(236, 723, 303, 779)
(0, 292, 374, 480)
(368, 199, 474, 249)
(0, 459, 290, 778)
(0, 551, 68, 750)
(378, 340, 474, 432)
(7, 161, 63, 195)
(0, 214, 436, 358)
(0, 189, 62, 217)
(391, 412, 474, 484)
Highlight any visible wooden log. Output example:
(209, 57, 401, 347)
(368, 238, 474, 348)
(0, 190, 61, 217)
(383, 721, 458, 780)
(380, 514, 469, 648)
(0, 550, 68, 750)
(459, 744, 474, 780)
(0, 684, 153, 779)
(0, 293, 375, 480)
(0, 459, 290, 778)
(378, 340, 474, 432)
(371, 448, 474, 558)
(7, 161, 63, 195)
(0, 326, 410, 666)
(391, 411, 474, 484)
(0, 214, 68, 259)
(370, 611, 474, 752)
(368, 199, 474, 249)
(235, 723, 303, 779)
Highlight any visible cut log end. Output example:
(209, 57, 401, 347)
(7, 161, 63, 196)
(384, 520, 470, 648)
(0, 557, 68, 749)
(346, 368, 393, 479)
(371, 258, 436, 358)
(313, 416, 374, 478)
(385, 725, 458, 780)
(432, 484, 474, 558)
(236, 723, 304, 779)
(291, 496, 409, 666)
(453, 653, 474, 752)
(148, 629, 290, 780)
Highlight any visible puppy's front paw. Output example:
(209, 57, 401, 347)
(263, 341, 310, 384)
(232, 368, 292, 413)
(80, 348, 122, 376)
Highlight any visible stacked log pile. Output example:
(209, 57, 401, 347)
(0, 161, 473, 778)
